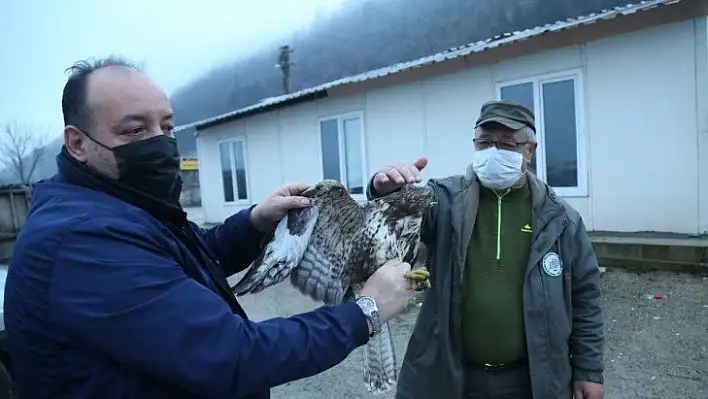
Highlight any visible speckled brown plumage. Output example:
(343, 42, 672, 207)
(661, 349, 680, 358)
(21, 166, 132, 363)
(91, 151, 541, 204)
(231, 179, 435, 393)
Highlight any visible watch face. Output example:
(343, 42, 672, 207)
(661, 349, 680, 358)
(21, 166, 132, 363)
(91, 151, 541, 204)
(358, 297, 376, 314)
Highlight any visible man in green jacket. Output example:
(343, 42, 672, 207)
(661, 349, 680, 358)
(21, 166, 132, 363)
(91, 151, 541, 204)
(367, 100, 604, 399)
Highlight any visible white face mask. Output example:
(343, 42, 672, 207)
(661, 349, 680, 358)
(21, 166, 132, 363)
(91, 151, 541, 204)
(472, 147, 524, 190)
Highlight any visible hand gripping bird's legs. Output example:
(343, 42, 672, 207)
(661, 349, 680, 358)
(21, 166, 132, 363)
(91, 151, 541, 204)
(404, 267, 430, 291)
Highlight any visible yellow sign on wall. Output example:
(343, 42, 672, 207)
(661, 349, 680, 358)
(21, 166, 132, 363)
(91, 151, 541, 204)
(180, 159, 199, 171)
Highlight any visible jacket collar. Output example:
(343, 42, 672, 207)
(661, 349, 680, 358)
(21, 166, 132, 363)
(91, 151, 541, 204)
(56, 146, 186, 227)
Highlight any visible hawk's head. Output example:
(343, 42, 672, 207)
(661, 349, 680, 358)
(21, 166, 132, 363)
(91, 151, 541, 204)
(302, 179, 347, 198)
(302, 179, 350, 201)
(378, 184, 436, 216)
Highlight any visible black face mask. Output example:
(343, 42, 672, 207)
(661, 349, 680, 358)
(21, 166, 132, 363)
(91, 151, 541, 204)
(83, 133, 183, 203)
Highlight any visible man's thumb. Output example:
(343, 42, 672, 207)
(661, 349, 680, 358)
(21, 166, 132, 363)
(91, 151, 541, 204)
(283, 195, 311, 208)
(413, 157, 428, 171)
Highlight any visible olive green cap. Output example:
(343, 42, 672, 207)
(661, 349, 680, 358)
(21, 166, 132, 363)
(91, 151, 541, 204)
(474, 100, 536, 132)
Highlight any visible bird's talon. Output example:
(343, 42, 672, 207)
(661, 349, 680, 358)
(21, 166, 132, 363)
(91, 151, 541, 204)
(405, 268, 431, 291)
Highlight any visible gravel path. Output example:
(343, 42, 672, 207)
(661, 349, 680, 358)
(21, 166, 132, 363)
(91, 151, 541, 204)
(230, 269, 708, 399)
(601, 270, 707, 399)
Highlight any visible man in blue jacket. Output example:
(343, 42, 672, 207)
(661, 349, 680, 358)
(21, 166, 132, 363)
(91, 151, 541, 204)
(3, 57, 417, 398)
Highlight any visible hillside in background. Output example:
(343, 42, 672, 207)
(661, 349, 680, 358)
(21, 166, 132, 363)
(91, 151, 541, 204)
(0, 0, 640, 183)
(171, 0, 639, 132)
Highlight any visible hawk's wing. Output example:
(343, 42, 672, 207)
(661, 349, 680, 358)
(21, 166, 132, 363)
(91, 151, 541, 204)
(288, 195, 367, 305)
(232, 205, 320, 296)
(288, 229, 352, 306)
(233, 182, 367, 306)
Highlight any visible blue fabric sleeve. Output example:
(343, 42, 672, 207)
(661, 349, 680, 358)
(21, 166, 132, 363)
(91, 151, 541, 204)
(48, 217, 369, 397)
(192, 206, 266, 277)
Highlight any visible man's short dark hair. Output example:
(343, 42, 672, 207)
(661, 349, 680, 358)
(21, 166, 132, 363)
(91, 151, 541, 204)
(61, 56, 141, 130)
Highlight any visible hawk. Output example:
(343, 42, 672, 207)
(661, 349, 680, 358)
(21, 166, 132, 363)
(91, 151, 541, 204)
(232, 179, 434, 394)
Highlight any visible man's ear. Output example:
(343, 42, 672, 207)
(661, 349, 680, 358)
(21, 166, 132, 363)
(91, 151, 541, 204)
(64, 125, 88, 162)
(529, 142, 538, 156)
(522, 142, 537, 172)
(526, 142, 538, 162)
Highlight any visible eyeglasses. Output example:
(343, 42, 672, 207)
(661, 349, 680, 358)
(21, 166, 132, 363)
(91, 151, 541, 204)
(473, 139, 530, 151)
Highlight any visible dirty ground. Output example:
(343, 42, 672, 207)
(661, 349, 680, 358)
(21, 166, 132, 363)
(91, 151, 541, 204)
(230, 269, 708, 399)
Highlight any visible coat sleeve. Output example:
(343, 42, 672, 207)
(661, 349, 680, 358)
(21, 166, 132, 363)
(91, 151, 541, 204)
(568, 217, 605, 384)
(192, 205, 266, 277)
(48, 217, 370, 398)
(365, 176, 439, 246)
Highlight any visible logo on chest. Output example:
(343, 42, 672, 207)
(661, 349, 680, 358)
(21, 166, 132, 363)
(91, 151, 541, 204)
(541, 252, 563, 277)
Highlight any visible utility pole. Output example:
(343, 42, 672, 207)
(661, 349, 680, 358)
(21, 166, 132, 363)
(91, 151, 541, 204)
(275, 45, 293, 94)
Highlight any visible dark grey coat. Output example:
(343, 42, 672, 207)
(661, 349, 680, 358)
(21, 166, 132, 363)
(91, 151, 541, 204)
(367, 166, 604, 399)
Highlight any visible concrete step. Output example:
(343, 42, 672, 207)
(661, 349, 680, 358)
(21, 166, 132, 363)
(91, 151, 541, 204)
(590, 233, 708, 275)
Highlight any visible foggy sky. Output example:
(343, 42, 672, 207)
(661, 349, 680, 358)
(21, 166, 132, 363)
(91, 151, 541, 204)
(0, 0, 347, 140)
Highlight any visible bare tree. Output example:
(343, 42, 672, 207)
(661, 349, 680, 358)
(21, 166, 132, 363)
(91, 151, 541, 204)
(0, 121, 50, 185)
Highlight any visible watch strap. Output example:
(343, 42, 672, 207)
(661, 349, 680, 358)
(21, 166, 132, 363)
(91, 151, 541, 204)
(370, 308, 381, 336)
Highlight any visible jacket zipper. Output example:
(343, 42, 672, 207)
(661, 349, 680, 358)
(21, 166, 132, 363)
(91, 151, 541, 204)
(495, 189, 510, 260)
(496, 195, 503, 260)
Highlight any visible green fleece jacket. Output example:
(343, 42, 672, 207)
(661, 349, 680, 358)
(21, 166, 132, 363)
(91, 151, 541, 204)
(462, 181, 533, 364)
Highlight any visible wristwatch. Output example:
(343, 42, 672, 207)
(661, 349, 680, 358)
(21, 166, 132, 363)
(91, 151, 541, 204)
(356, 296, 381, 337)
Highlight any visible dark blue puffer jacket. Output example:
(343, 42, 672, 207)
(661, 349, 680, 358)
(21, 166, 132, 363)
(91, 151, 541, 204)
(3, 153, 368, 398)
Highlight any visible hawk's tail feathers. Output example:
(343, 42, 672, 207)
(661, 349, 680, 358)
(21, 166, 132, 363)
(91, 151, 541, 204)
(362, 321, 397, 395)
(232, 206, 319, 296)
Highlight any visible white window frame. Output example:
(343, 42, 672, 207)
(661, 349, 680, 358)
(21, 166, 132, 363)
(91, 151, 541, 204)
(217, 136, 250, 206)
(495, 68, 588, 197)
(317, 111, 368, 201)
